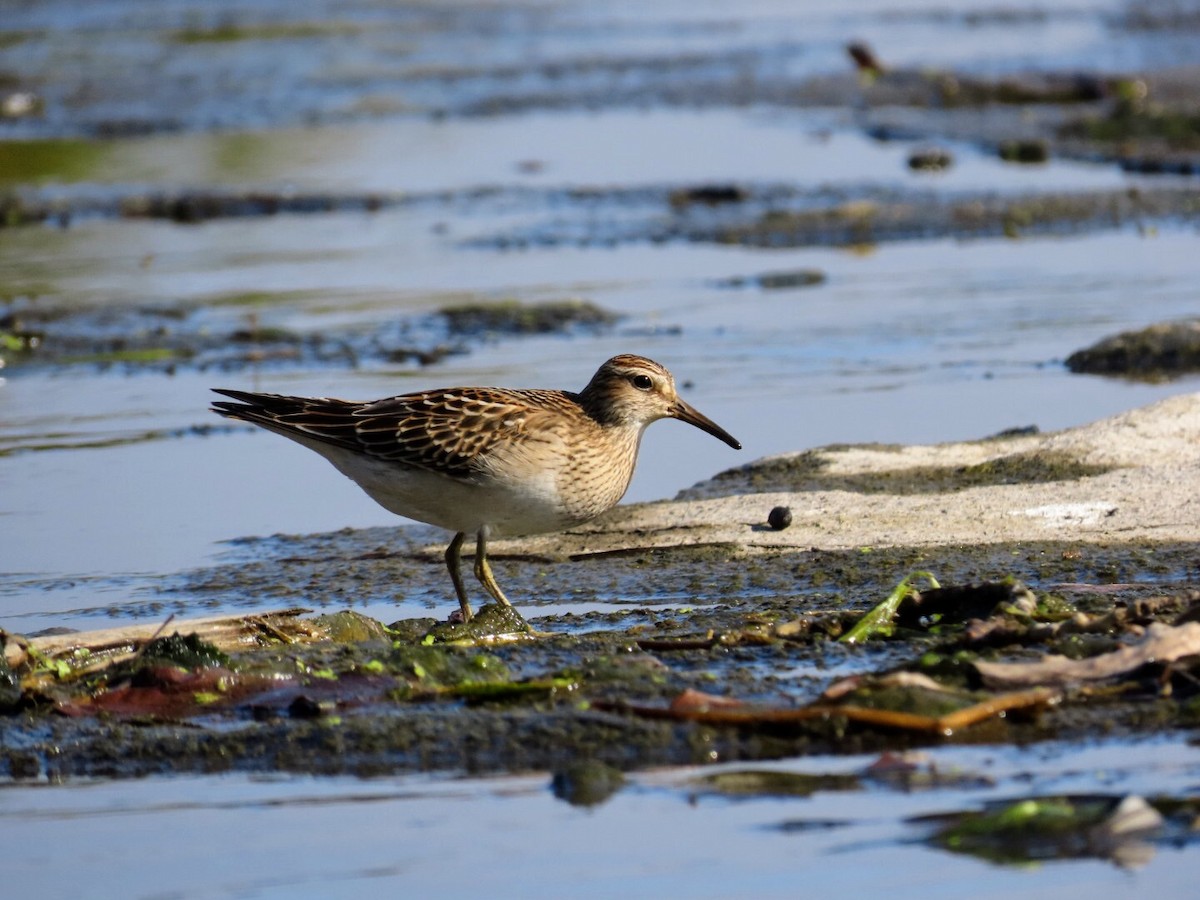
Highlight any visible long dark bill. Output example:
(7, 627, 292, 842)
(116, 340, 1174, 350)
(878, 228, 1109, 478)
(670, 399, 742, 450)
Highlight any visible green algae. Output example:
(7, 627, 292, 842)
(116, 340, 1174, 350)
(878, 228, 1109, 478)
(171, 23, 361, 44)
(312, 610, 391, 644)
(841, 571, 940, 644)
(0, 139, 113, 186)
(1064, 106, 1200, 151)
(384, 643, 511, 691)
(421, 603, 536, 644)
(697, 769, 860, 797)
(707, 188, 1200, 251)
(137, 632, 230, 670)
(926, 794, 1169, 865)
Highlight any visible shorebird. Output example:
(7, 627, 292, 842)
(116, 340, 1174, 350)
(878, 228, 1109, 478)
(212, 354, 741, 621)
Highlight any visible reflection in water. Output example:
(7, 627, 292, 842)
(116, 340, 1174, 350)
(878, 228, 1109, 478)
(1, 740, 1198, 895)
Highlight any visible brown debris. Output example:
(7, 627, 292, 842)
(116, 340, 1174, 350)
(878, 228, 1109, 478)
(21, 608, 321, 675)
(599, 685, 1058, 737)
(974, 622, 1200, 689)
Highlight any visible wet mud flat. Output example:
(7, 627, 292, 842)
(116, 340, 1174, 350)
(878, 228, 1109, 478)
(2, 539, 1199, 782)
(5, 395, 1200, 782)
(6, 5, 1200, 888)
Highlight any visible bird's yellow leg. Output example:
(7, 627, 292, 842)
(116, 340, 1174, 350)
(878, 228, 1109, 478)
(444, 531, 474, 621)
(473, 529, 513, 607)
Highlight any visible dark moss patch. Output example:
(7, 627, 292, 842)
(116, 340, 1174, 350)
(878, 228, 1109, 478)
(1066, 319, 1200, 379)
(998, 139, 1049, 164)
(311, 610, 392, 644)
(438, 299, 619, 337)
(382, 643, 512, 691)
(931, 72, 1107, 108)
(117, 190, 395, 223)
(684, 448, 1114, 499)
(714, 269, 827, 291)
(421, 603, 535, 643)
(137, 632, 231, 670)
(683, 449, 831, 497)
(696, 769, 860, 797)
(0, 289, 453, 377)
(705, 188, 1200, 249)
(171, 22, 361, 44)
(1063, 106, 1200, 152)
(908, 147, 954, 171)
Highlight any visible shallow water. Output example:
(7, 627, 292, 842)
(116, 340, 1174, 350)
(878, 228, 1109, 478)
(3, 738, 1198, 899)
(3, 218, 1198, 630)
(4, 4, 1200, 894)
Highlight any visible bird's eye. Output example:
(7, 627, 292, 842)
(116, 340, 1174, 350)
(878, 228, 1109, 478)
(631, 374, 654, 390)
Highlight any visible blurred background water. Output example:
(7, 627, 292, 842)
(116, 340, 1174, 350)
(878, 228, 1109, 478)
(4, 2, 1200, 896)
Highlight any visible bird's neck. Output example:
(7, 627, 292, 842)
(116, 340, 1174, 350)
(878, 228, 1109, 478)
(573, 387, 625, 428)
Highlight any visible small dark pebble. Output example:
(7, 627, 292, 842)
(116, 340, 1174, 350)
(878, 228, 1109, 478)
(768, 506, 793, 530)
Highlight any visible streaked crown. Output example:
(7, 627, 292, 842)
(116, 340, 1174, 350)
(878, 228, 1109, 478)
(578, 355, 679, 427)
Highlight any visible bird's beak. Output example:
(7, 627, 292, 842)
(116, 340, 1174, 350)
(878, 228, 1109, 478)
(670, 399, 742, 450)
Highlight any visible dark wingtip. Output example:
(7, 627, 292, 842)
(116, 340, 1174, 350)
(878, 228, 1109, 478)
(210, 388, 267, 421)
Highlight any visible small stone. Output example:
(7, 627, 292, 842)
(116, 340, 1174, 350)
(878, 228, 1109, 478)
(768, 506, 793, 530)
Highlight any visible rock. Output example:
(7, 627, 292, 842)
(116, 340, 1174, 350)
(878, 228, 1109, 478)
(1066, 319, 1200, 379)
(768, 506, 793, 530)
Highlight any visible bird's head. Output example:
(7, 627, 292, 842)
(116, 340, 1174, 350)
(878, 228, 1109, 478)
(580, 354, 741, 450)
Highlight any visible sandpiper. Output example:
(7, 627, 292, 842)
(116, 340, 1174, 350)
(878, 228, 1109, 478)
(212, 354, 741, 621)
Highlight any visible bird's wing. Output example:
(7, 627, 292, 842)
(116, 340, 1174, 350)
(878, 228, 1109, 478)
(213, 387, 579, 479)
